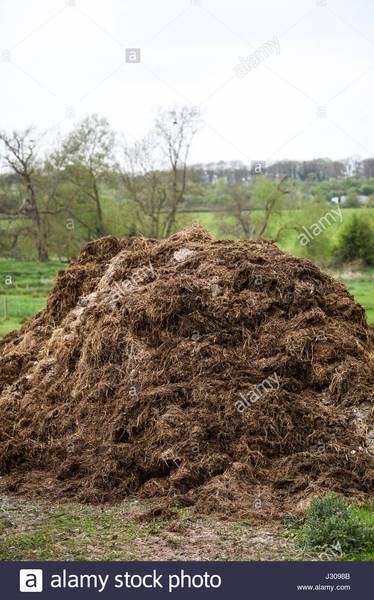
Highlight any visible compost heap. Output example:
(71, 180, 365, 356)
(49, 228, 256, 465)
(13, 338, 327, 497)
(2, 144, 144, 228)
(1, 225, 374, 517)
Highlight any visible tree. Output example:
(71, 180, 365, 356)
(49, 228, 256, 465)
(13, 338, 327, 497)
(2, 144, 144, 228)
(362, 158, 374, 179)
(119, 105, 201, 238)
(119, 133, 167, 238)
(155, 105, 201, 236)
(334, 214, 374, 266)
(220, 176, 289, 240)
(359, 180, 374, 196)
(59, 115, 115, 237)
(267, 160, 300, 180)
(343, 189, 361, 208)
(0, 127, 50, 261)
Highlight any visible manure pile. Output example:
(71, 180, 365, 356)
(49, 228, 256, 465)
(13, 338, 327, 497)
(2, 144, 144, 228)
(1, 225, 374, 516)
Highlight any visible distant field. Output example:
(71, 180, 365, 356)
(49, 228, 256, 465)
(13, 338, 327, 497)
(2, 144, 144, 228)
(341, 278, 374, 323)
(0, 262, 64, 338)
(0, 258, 373, 339)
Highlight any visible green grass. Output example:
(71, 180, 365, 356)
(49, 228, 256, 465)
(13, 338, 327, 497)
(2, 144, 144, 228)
(0, 318, 28, 338)
(1, 495, 372, 561)
(0, 498, 301, 561)
(343, 279, 374, 323)
(0, 261, 64, 338)
(348, 504, 374, 560)
(0, 261, 64, 296)
(0, 295, 47, 338)
(0, 502, 151, 560)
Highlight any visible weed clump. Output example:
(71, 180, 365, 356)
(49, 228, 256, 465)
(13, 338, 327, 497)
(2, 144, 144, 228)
(301, 494, 374, 553)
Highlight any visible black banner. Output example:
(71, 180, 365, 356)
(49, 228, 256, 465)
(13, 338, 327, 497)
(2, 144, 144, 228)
(2, 561, 373, 599)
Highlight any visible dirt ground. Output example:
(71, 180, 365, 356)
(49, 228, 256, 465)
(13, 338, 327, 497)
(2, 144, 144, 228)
(0, 495, 307, 561)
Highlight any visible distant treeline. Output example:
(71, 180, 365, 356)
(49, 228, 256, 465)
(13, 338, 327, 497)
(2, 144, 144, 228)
(189, 157, 374, 184)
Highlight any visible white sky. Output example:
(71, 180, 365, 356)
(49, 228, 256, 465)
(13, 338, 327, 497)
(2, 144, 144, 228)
(0, 0, 373, 164)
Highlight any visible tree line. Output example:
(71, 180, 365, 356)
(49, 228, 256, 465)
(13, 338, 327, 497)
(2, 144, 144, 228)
(1, 105, 374, 262)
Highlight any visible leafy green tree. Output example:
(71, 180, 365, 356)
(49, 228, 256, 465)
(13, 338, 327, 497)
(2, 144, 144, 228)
(0, 128, 62, 261)
(217, 176, 289, 240)
(359, 179, 374, 196)
(343, 189, 361, 208)
(59, 115, 115, 237)
(334, 213, 374, 265)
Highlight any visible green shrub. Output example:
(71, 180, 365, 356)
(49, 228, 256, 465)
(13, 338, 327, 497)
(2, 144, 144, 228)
(302, 493, 373, 553)
(334, 213, 374, 266)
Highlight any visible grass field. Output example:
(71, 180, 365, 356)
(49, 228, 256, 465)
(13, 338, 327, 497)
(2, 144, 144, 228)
(340, 278, 374, 323)
(0, 497, 299, 561)
(0, 261, 64, 338)
(1, 495, 373, 561)
(0, 258, 373, 338)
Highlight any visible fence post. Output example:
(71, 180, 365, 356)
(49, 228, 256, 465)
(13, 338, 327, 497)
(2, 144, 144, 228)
(3, 296, 8, 320)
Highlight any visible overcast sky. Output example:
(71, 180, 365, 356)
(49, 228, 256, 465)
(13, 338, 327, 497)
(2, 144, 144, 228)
(0, 0, 373, 164)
